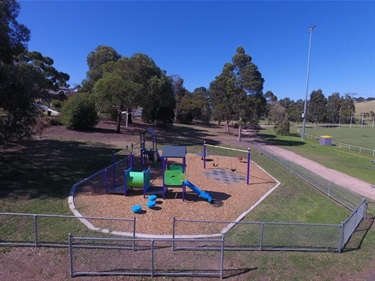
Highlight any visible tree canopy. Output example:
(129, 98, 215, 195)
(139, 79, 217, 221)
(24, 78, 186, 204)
(0, 0, 69, 144)
(209, 47, 266, 137)
(91, 51, 175, 132)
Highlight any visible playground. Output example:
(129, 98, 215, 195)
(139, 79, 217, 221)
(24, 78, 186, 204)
(73, 144, 278, 236)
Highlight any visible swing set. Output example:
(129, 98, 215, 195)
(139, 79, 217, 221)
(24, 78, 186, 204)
(202, 141, 251, 184)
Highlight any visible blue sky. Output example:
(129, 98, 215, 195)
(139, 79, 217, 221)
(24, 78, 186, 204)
(18, 0, 374, 101)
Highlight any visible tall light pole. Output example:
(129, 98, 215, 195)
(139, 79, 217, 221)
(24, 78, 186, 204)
(301, 25, 316, 140)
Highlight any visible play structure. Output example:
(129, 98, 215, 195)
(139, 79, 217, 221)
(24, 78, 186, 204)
(202, 141, 252, 185)
(104, 145, 212, 203)
(124, 166, 151, 197)
(161, 145, 212, 202)
(105, 152, 152, 197)
(140, 128, 162, 166)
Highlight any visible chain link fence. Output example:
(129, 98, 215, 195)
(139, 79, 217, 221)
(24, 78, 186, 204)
(0, 140, 369, 277)
(69, 235, 224, 278)
(172, 218, 343, 252)
(251, 141, 365, 211)
(0, 213, 136, 247)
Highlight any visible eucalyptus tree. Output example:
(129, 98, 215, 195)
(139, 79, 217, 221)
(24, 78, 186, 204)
(308, 89, 327, 124)
(94, 53, 175, 132)
(326, 92, 342, 123)
(209, 62, 244, 132)
(269, 102, 290, 135)
(264, 90, 277, 124)
(340, 94, 356, 124)
(191, 87, 211, 123)
(81, 45, 121, 93)
(0, 0, 69, 144)
(209, 47, 265, 140)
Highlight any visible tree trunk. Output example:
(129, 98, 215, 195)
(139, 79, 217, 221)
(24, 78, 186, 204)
(116, 111, 122, 133)
(237, 126, 242, 141)
(226, 121, 230, 133)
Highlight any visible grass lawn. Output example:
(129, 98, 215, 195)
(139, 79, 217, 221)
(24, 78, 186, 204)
(258, 125, 375, 184)
(0, 119, 374, 280)
(305, 126, 375, 150)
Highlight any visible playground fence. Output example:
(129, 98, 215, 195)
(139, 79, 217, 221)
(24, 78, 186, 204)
(69, 235, 224, 278)
(0, 212, 136, 247)
(172, 218, 342, 252)
(0, 140, 369, 278)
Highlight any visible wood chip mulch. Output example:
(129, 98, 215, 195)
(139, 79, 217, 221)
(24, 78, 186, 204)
(73, 153, 278, 236)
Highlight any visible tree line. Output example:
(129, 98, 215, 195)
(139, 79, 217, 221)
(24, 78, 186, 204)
(1, 0, 370, 146)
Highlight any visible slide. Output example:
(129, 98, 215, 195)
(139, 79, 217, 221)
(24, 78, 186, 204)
(183, 180, 212, 203)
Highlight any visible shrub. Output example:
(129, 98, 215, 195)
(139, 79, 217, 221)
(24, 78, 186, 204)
(51, 99, 64, 110)
(59, 93, 98, 130)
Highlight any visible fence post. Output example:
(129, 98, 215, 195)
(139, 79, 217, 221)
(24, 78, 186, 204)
(112, 151, 116, 187)
(220, 235, 225, 279)
(104, 169, 108, 194)
(338, 222, 344, 253)
(150, 239, 155, 278)
(246, 148, 251, 185)
(172, 217, 176, 251)
(34, 214, 39, 247)
(132, 217, 136, 250)
(68, 233, 74, 277)
(328, 181, 331, 198)
(203, 141, 207, 169)
(260, 223, 264, 251)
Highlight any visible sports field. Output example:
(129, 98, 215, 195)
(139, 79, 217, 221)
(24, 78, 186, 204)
(305, 126, 375, 150)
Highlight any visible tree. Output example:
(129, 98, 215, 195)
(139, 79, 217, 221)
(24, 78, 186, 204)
(269, 102, 290, 135)
(0, 0, 69, 144)
(263, 90, 277, 124)
(59, 93, 98, 130)
(308, 89, 327, 124)
(209, 47, 265, 140)
(93, 52, 175, 131)
(209, 62, 243, 132)
(191, 87, 211, 123)
(169, 75, 188, 122)
(326, 92, 341, 123)
(340, 94, 356, 124)
(81, 45, 121, 93)
(0, 0, 30, 63)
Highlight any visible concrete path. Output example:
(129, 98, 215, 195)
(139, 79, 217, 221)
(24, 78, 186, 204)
(260, 144, 375, 201)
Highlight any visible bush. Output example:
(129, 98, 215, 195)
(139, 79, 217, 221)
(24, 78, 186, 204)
(58, 93, 98, 130)
(51, 99, 64, 110)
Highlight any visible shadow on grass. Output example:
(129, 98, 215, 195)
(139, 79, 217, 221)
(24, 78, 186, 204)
(342, 216, 374, 252)
(257, 133, 305, 147)
(0, 139, 115, 200)
(156, 124, 221, 147)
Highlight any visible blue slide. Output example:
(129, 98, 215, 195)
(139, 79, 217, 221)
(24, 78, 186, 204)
(183, 180, 212, 203)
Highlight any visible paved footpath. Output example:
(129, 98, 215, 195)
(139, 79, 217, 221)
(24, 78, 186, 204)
(260, 144, 375, 201)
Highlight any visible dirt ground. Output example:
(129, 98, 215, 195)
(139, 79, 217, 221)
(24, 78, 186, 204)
(1, 117, 374, 280)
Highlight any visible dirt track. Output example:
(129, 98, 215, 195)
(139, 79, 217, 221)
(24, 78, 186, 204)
(258, 144, 375, 200)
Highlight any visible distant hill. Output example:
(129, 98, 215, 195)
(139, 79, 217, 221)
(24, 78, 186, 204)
(354, 100, 375, 121)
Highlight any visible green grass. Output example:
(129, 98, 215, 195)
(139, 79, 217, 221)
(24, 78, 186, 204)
(305, 126, 375, 150)
(0, 122, 374, 280)
(258, 125, 375, 183)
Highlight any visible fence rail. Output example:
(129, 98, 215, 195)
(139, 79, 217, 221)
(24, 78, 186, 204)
(0, 139, 369, 278)
(296, 129, 375, 157)
(69, 235, 224, 279)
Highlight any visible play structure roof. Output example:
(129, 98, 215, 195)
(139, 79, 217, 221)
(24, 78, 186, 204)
(162, 146, 187, 158)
